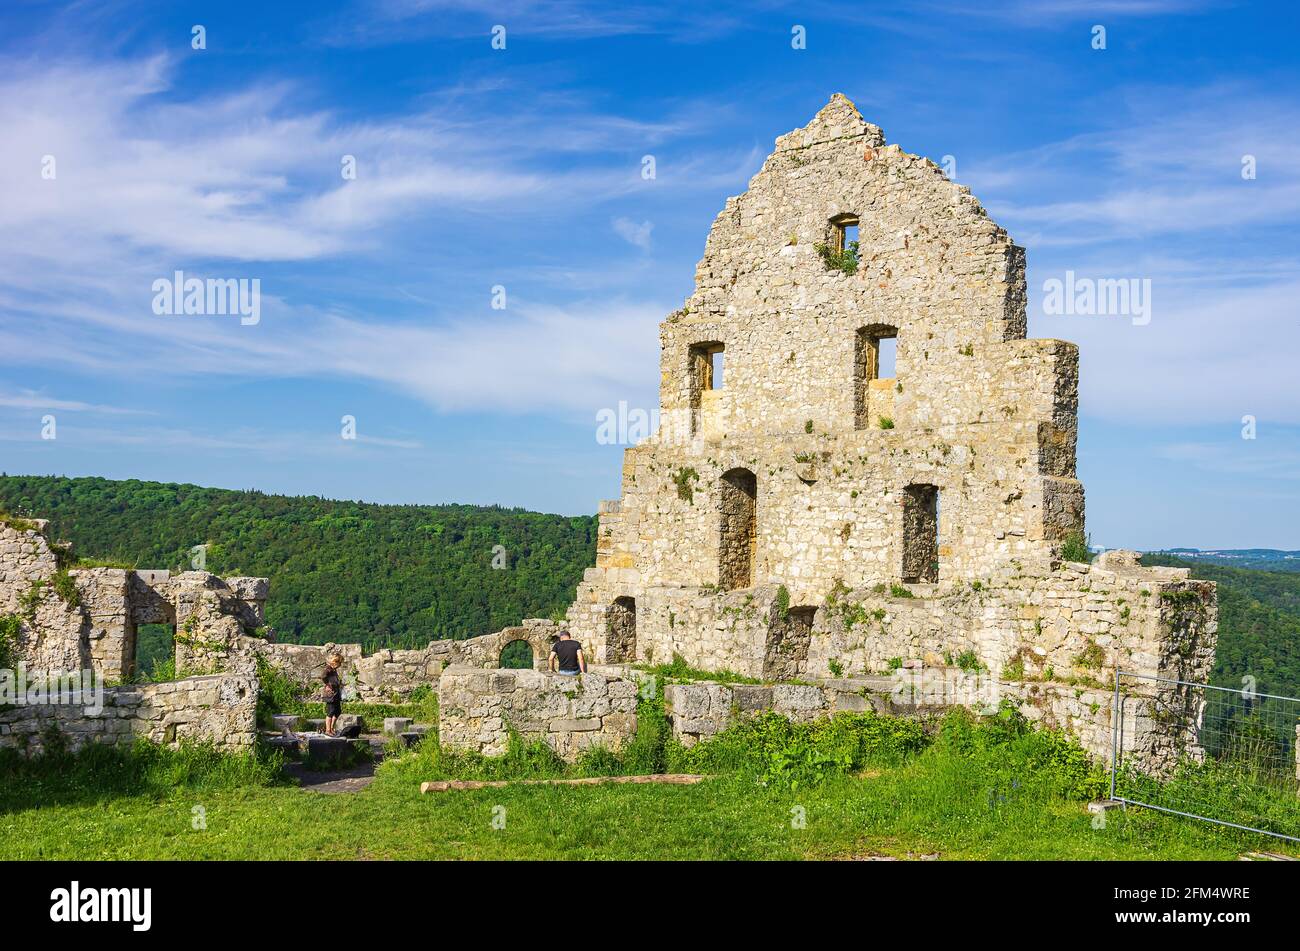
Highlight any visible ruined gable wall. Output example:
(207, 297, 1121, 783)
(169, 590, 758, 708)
(586, 95, 1082, 619)
(660, 93, 1039, 437)
(562, 94, 1196, 677)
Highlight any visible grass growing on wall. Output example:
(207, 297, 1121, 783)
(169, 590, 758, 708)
(635, 653, 762, 685)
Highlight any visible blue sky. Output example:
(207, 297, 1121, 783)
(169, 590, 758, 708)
(0, 0, 1297, 549)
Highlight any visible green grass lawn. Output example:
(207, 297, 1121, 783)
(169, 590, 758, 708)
(2, 707, 1297, 860)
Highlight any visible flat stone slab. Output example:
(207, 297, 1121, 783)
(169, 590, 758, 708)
(283, 761, 377, 794)
(383, 717, 413, 736)
(1087, 799, 1125, 814)
(264, 735, 301, 757)
(305, 735, 364, 766)
(336, 713, 363, 738)
(271, 714, 301, 733)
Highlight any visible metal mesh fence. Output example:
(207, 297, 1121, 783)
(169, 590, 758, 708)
(1111, 670, 1300, 842)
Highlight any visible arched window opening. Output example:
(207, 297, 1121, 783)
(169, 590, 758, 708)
(500, 639, 534, 669)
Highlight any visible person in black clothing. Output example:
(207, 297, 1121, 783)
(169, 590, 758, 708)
(548, 630, 586, 677)
(321, 652, 344, 736)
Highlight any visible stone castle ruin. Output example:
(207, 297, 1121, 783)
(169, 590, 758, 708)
(1, 96, 1218, 771)
(566, 94, 1217, 692)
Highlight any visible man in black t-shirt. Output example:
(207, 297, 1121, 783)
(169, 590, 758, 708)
(548, 630, 586, 677)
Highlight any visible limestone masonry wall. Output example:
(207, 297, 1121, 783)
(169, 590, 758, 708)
(0, 95, 1219, 772)
(0, 669, 258, 757)
(0, 518, 267, 682)
(438, 665, 639, 761)
(663, 668, 1192, 774)
(251, 619, 562, 702)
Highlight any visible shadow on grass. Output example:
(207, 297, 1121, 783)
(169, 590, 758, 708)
(0, 738, 287, 814)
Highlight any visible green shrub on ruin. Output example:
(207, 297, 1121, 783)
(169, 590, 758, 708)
(1060, 530, 1092, 563)
(50, 569, 80, 610)
(639, 652, 760, 685)
(775, 584, 791, 621)
(813, 240, 859, 275)
(0, 613, 21, 670)
(254, 656, 309, 728)
(1072, 641, 1105, 670)
(0, 511, 39, 533)
(672, 467, 700, 504)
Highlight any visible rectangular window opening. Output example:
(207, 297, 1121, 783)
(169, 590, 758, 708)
(876, 336, 897, 379)
(833, 215, 860, 253)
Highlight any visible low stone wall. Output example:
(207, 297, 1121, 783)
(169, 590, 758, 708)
(251, 619, 563, 703)
(665, 679, 870, 746)
(661, 666, 1183, 774)
(0, 670, 258, 757)
(438, 665, 639, 761)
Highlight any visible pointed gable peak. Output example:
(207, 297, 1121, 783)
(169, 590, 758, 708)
(775, 93, 885, 153)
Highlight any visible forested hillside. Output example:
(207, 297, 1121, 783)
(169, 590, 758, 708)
(0, 475, 596, 651)
(1143, 555, 1300, 698)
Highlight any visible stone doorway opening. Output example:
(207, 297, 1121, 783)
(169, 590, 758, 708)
(719, 468, 757, 590)
(764, 604, 814, 681)
(902, 483, 939, 583)
(606, 596, 637, 663)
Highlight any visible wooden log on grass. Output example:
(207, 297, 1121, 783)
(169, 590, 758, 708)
(419, 774, 706, 794)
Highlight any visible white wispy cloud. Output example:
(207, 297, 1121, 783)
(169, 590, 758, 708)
(0, 391, 153, 415)
(0, 53, 741, 420)
(968, 85, 1300, 246)
(612, 217, 654, 251)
